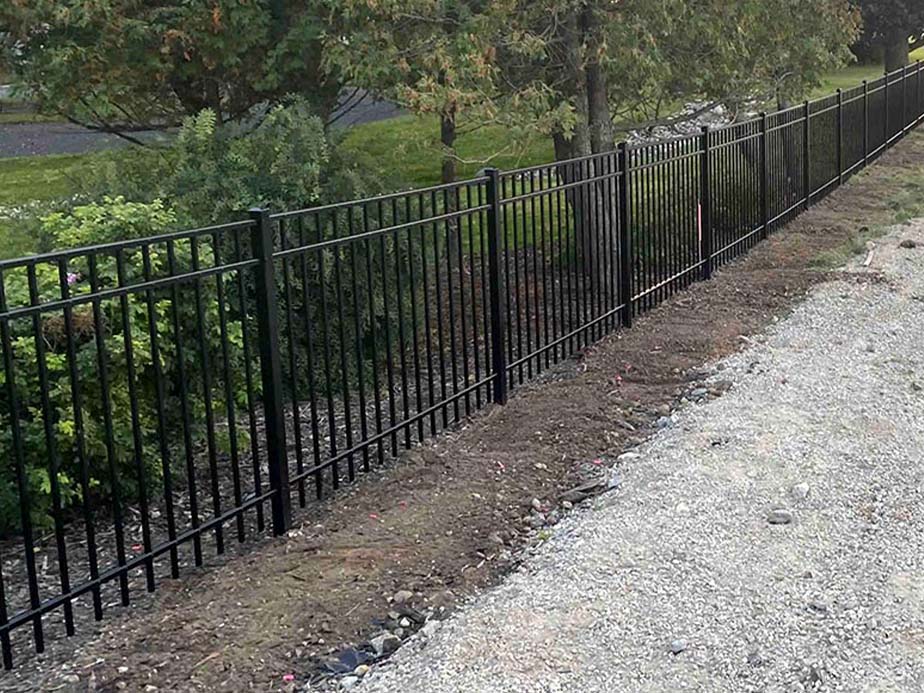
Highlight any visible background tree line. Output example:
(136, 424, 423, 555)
(8, 0, 915, 192)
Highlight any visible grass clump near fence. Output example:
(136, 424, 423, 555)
(0, 63, 923, 669)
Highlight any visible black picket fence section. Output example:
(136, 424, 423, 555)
(1, 63, 923, 668)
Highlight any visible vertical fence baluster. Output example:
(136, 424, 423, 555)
(167, 240, 203, 566)
(141, 247, 181, 575)
(760, 113, 770, 238)
(884, 67, 890, 143)
(88, 255, 130, 606)
(250, 209, 291, 535)
(863, 80, 870, 166)
(190, 237, 224, 555)
(114, 251, 155, 589)
(58, 260, 105, 612)
(26, 266, 75, 631)
(232, 230, 266, 531)
(0, 270, 44, 654)
(211, 234, 246, 541)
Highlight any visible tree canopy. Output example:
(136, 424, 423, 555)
(853, 0, 924, 70)
(0, 1, 341, 136)
(2, 0, 860, 175)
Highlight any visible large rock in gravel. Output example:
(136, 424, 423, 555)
(369, 633, 401, 656)
(767, 508, 794, 525)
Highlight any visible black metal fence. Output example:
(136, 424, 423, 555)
(1, 63, 923, 668)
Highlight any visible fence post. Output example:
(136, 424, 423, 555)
(863, 80, 869, 166)
(914, 60, 924, 125)
(616, 142, 633, 328)
(884, 67, 890, 144)
(249, 208, 291, 536)
(760, 112, 769, 238)
(901, 65, 907, 134)
(803, 100, 811, 209)
(700, 126, 713, 280)
(483, 169, 508, 406)
(836, 89, 844, 185)
(916, 62, 920, 124)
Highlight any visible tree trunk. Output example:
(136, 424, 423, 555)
(553, 11, 592, 162)
(550, 10, 596, 289)
(440, 109, 457, 184)
(582, 8, 614, 155)
(884, 30, 910, 72)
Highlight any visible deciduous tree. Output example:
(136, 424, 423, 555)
(0, 1, 342, 137)
(853, 0, 924, 71)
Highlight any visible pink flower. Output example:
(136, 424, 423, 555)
(282, 674, 295, 683)
(66, 272, 80, 286)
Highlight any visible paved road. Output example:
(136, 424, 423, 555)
(0, 90, 402, 158)
(358, 224, 924, 692)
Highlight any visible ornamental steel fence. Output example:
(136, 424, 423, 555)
(1, 63, 923, 668)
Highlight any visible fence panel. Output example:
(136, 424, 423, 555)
(268, 179, 496, 508)
(868, 76, 888, 157)
(0, 222, 276, 667)
(630, 137, 703, 309)
(842, 85, 867, 175)
(767, 106, 807, 230)
(708, 121, 762, 269)
(498, 152, 626, 382)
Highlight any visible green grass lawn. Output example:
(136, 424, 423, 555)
(0, 152, 101, 206)
(340, 115, 554, 189)
(0, 98, 65, 125)
(811, 47, 924, 97)
(0, 153, 110, 259)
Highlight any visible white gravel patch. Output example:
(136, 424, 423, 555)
(353, 222, 924, 693)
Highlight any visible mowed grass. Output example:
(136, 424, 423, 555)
(0, 152, 101, 206)
(0, 153, 110, 259)
(340, 114, 554, 188)
(811, 47, 924, 97)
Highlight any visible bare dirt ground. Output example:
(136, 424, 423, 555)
(2, 132, 923, 692)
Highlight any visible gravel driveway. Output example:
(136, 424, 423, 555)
(356, 224, 924, 693)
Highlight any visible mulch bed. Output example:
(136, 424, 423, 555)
(3, 132, 923, 693)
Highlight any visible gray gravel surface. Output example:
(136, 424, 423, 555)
(354, 223, 924, 693)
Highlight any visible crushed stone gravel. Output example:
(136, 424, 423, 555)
(352, 223, 924, 693)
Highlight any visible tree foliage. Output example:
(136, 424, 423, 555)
(325, 0, 859, 171)
(853, 0, 924, 70)
(323, 0, 566, 183)
(0, 1, 341, 133)
(496, 0, 860, 159)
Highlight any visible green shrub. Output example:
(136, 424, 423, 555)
(90, 100, 376, 227)
(0, 197, 249, 535)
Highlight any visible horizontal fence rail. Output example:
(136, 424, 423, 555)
(1, 62, 923, 668)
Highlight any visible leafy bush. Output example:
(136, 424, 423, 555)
(91, 99, 376, 227)
(0, 197, 248, 535)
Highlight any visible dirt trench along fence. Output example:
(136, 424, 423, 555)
(2, 64, 923, 668)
